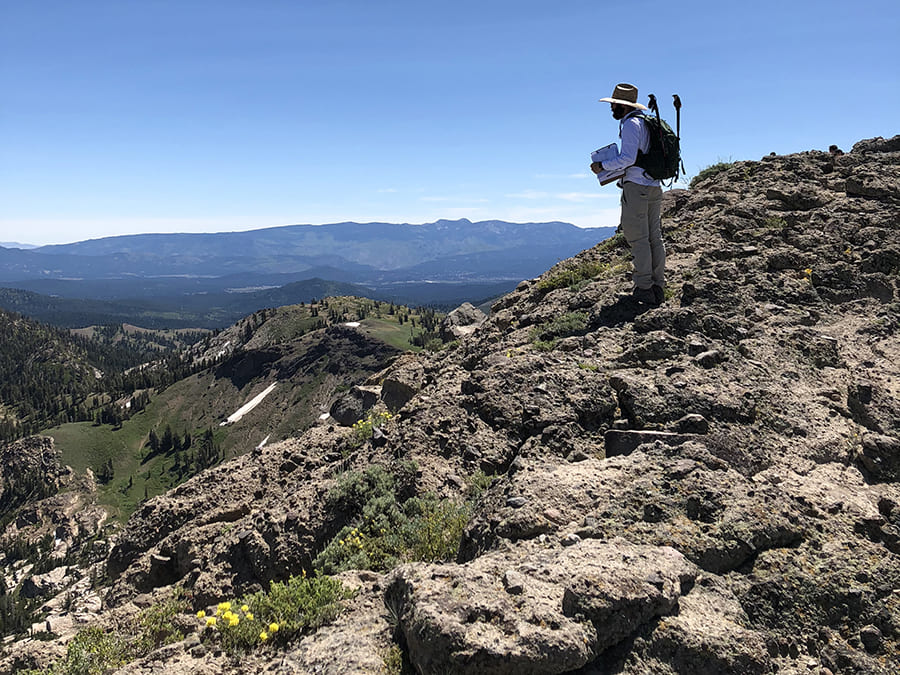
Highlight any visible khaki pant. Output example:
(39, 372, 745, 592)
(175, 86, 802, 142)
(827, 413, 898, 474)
(620, 181, 665, 290)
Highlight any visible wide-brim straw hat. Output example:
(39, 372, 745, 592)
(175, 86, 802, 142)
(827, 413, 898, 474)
(599, 83, 648, 110)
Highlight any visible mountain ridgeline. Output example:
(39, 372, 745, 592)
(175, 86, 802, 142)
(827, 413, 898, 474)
(1, 136, 899, 674)
(0, 219, 614, 328)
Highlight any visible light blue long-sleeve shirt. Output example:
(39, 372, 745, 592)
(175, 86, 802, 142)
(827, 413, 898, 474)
(602, 110, 660, 187)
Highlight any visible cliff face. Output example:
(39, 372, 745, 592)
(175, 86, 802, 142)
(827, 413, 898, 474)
(3, 136, 899, 674)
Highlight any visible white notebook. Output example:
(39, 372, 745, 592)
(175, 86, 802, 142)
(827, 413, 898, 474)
(590, 143, 618, 164)
(591, 143, 625, 185)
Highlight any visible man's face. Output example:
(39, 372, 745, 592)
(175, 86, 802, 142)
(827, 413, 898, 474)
(611, 103, 630, 120)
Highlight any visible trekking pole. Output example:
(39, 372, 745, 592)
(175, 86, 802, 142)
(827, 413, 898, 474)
(672, 95, 681, 138)
(672, 94, 685, 179)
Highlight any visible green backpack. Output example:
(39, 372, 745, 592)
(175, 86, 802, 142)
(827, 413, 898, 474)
(635, 114, 681, 181)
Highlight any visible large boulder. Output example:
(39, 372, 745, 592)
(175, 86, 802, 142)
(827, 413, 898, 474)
(386, 539, 697, 674)
(440, 302, 488, 341)
(380, 354, 426, 413)
(328, 385, 380, 426)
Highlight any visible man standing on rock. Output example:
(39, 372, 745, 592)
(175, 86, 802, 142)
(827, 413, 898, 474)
(591, 83, 666, 305)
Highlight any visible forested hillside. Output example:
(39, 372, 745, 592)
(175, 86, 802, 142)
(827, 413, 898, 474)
(0, 310, 200, 442)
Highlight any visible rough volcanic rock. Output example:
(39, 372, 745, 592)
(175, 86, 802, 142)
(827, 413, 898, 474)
(329, 384, 380, 426)
(104, 427, 348, 606)
(590, 575, 771, 675)
(0, 436, 67, 509)
(440, 301, 488, 340)
(104, 572, 393, 675)
(386, 539, 698, 674)
(380, 352, 426, 413)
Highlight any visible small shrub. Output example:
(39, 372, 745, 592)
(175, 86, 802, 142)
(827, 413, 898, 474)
(350, 411, 393, 446)
(466, 470, 494, 498)
(326, 462, 416, 512)
(423, 338, 444, 352)
(52, 626, 130, 675)
(403, 497, 469, 563)
(382, 644, 406, 675)
(131, 590, 188, 655)
(316, 463, 484, 576)
(530, 312, 588, 346)
(314, 493, 469, 574)
(26, 589, 188, 674)
(531, 339, 557, 352)
(597, 232, 627, 253)
(690, 160, 733, 188)
(536, 261, 605, 293)
(200, 574, 352, 654)
(764, 215, 788, 229)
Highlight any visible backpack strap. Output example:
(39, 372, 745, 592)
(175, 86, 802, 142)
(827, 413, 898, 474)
(635, 114, 659, 182)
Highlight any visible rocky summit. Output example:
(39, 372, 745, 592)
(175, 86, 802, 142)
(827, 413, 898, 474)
(2, 136, 899, 674)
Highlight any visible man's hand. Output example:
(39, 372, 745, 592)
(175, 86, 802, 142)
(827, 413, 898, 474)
(590, 162, 603, 174)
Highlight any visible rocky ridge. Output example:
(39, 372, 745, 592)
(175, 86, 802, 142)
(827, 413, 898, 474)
(2, 136, 899, 673)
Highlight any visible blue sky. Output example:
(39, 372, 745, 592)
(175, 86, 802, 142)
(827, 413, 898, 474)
(2, 0, 898, 245)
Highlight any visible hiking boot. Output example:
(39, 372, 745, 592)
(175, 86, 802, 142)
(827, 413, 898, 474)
(652, 285, 665, 305)
(632, 286, 658, 305)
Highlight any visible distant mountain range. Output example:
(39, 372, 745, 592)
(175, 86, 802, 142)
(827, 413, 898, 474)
(2, 219, 611, 281)
(0, 219, 614, 326)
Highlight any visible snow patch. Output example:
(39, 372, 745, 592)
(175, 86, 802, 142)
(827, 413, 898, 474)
(221, 383, 277, 426)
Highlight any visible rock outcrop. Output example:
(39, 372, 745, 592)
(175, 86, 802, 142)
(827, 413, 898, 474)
(2, 136, 898, 674)
(440, 301, 488, 340)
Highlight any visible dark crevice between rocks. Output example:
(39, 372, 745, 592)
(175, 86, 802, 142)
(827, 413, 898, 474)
(589, 296, 654, 330)
(847, 382, 882, 434)
(569, 616, 662, 675)
(382, 593, 417, 675)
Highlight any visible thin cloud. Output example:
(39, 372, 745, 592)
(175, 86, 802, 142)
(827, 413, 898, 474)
(505, 191, 616, 202)
(505, 191, 550, 200)
(557, 192, 613, 202)
(534, 173, 595, 180)
(421, 196, 490, 204)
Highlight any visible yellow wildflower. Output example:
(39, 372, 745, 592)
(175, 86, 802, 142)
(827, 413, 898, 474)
(804, 268, 812, 276)
(269, 622, 280, 633)
(206, 617, 217, 628)
(196, 610, 206, 619)
(229, 615, 239, 627)
(259, 631, 269, 641)
(245, 612, 254, 621)
(241, 604, 250, 613)
(217, 601, 231, 613)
